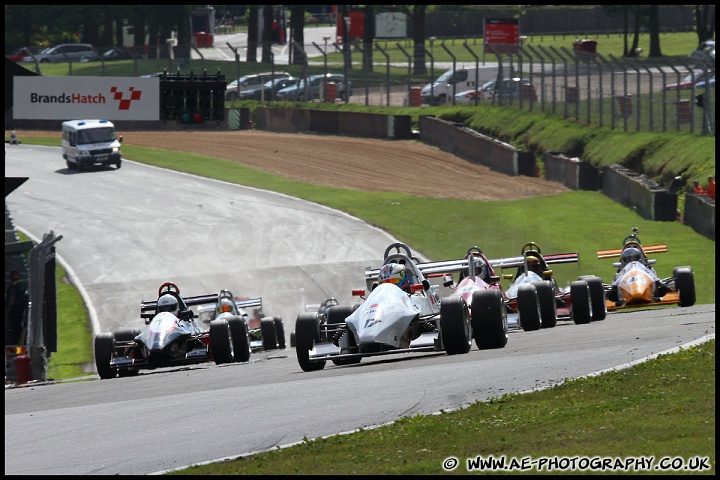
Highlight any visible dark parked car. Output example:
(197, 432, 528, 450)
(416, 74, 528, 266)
(238, 77, 298, 100)
(101, 47, 141, 61)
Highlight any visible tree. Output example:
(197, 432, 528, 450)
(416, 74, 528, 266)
(289, 5, 306, 66)
(261, 6, 274, 63)
(648, 5, 662, 57)
(361, 5, 375, 73)
(694, 5, 716, 45)
(247, 5, 258, 62)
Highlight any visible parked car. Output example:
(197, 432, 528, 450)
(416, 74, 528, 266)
(275, 73, 353, 102)
(225, 71, 291, 101)
(5, 46, 36, 62)
(23, 43, 98, 63)
(101, 47, 141, 61)
(421, 67, 486, 105)
(455, 78, 538, 105)
(237, 76, 298, 101)
(663, 69, 710, 91)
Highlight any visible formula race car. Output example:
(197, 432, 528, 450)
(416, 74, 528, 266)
(433, 246, 509, 348)
(490, 242, 606, 327)
(94, 282, 251, 379)
(596, 227, 696, 310)
(196, 289, 286, 352)
(294, 242, 500, 371)
(289, 297, 343, 347)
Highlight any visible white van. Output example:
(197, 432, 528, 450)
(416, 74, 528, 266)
(420, 67, 485, 105)
(61, 119, 123, 171)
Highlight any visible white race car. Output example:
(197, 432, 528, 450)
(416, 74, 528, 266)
(294, 242, 506, 372)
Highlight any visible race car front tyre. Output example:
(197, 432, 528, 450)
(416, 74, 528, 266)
(273, 316, 286, 349)
(227, 316, 251, 363)
(470, 289, 508, 349)
(674, 267, 696, 307)
(517, 284, 541, 331)
(209, 318, 234, 365)
(581, 276, 607, 321)
(94, 333, 116, 379)
(260, 317, 278, 350)
(439, 296, 472, 355)
(295, 313, 326, 372)
(534, 281, 557, 328)
(113, 328, 141, 341)
(570, 280, 592, 324)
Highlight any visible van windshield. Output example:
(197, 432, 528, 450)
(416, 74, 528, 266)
(77, 127, 116, 144)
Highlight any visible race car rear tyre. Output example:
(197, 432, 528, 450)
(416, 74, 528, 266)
(94, 333, 116, 380)
(581, 276, 607, 321)
(517, 284, 541, 331)
(289, 331, 296, 348)
(570, 280, 592, 324)
(534, 281, 557, 328)
(228, 317, 251, 363)
(327, 306, 361, 365)
(674, 267, 696, 307)
(209, 318, 234, 365)
(295, 313, 326, 372)
(273, 317, 286, 349)
(440, 296, 472, 355)
(470, 289, 508, 349)
(261, 317, 278, 350)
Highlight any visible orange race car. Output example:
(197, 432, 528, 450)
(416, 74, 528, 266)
(597, 227, 696, 311)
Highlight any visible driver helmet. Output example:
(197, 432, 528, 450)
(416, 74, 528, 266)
(472, 258, 487, 279)
(621, 247, 642, 264)
(378, 262, 410, 291)
(217, 298, 234, 315)
(157, 294, 179, 316)
(526, 255, 542, 273)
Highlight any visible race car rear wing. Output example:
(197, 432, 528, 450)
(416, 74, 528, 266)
(364, 256, 470, 285)
(597, 244, 667, 259)
(141, 293, 221, 320)
(489, 252, 579, 270)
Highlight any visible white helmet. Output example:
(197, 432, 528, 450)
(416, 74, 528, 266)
(157, 294, 179, 316)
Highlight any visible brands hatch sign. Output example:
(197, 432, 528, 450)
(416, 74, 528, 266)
(13, 76, 160, 121)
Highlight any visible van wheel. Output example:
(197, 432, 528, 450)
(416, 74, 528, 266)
(115, 159, 122, 169)
(226, 92, 238, 101)
(66, 160, 74, 170)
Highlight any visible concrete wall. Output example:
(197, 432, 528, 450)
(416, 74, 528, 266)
(684, 193, 715, 240)
(601, 165, 678, 222)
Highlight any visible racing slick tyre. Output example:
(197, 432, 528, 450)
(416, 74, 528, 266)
(580, 276, 607, 321)
(112, 329, 141, 377)
(227, 316, 251, 363)
(674, 267, 696, 307)
(327, 306, 361, 365)
(295, 313, 326, 372)
(260, 317, 278, 350)
(94, 333, 116, 380)
(273, 317, 286, 349)
(209, 318, 234, 365)
(570, 280, 592, 325)
(517, 284, 541, 331)
(440, 296, 472, 355)
(289, 331, 296, 348)
(533, 281, 557, 329)
(470, 289, 509, 349)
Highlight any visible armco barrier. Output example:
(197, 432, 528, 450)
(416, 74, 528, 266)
(254, 107, 411, 139)
(418, 116, 532, 176)
(544, 151, 601, 190)
(683, 193, 715, 240)
(601, 165, 677, 221)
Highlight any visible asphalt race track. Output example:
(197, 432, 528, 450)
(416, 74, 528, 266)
(4, 145, 716, 475)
